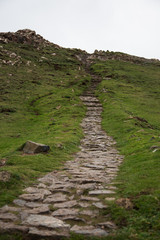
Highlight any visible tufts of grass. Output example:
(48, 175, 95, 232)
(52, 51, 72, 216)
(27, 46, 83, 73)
(90, 59, 160, 239)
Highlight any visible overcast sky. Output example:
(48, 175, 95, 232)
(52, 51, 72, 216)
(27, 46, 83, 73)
(0, 0, 160, 59)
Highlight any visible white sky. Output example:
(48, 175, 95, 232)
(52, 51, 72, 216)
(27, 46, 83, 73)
(0, 0, 160, 59)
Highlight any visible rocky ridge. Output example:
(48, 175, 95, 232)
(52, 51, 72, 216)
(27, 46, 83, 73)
(0, 29, 159, 66)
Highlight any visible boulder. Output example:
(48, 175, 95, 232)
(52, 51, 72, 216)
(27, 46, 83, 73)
(23, 140, 50, 154)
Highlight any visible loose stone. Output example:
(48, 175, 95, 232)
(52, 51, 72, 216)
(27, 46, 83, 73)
(52, 208, 79, 217)
(28, 227, 69, 237)
(89, 190, 115, 195)
(19, 193, 44, 201)
(54, 200, 77, 209)
(0, 213, 18, 221)
(71, 225, 108, 236)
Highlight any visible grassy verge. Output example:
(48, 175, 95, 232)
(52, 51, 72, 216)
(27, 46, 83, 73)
(90, 60, 160, 240)
(0, 42, 90, 207)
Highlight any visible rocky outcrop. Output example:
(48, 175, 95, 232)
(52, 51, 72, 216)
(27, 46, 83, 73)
(0, 29, 59, 48)
(22, 140, 50, 154)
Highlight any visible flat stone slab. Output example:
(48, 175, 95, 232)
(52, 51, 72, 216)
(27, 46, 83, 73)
(89, 190, 115, 195)
(22, 214, 70, 229)
(80, 209, 99, 216)
(13, 199, 26, 207)
(0, 213, 18, 221)
(80, 196, 100, 202)
(0, 205, 21, 213)
(0, 220, 28, 233)
(23, 205, 49, 214)
(19, 193, 44, 201)
(25, 202, 48, 208)
(29, 227, 69, 237)
(71, 225, 108, 236)
(98, 221, 117, 229)
(92, 202, 107, 209)
(44, 193, 67, 203)
(54, 200, 77, 209)
(23, 187, 51, 196)
(52, 208, 79, 217)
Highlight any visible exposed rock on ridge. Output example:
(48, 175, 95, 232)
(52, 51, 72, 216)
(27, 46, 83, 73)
(0, 29, 59, 48)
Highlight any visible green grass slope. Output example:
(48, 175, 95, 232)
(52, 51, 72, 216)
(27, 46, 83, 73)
(0, 40, 90, 207)
(91, 59, 160, 240)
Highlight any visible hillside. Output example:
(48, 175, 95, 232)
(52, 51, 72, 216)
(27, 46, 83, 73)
(0, 29, 160, 240)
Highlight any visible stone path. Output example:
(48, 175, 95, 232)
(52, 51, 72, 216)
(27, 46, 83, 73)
(0, 78, 123, 238)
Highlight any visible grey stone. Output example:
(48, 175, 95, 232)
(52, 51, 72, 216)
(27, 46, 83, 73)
(89, 190, 115, 195)
(13, 199, 26, 207)
(19, 193, 44, 201)
(71, 225, 108, 236)
(29, 227, 69, 237)
(23, 205, 49, 214)
(0, 171, 11, 182)
(80, 210, 99, 216)
(0, 205, 20, 213)
(0, 220, 28, 232)
(22, 214, 70, 229)
(78, 202, 91, 208)
(98, 221, 117, 229)
(24, 187, 51, 196)
(44, 193, 67, 203)
(80, 196, 100, 202)
(92, 202, 107, 209)
(25, 202, 48, 208)
(52, 208, 79, 217)
(105, 197, 115, 201)
(0, 213, 18, 221)
(23, 140, 50, 154)
(54, 200, 77, 208)
(77, 183, 96, 190)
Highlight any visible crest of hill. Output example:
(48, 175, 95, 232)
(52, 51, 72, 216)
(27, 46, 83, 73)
(0, 29, 159, 66)
(0, 29, 60, 49)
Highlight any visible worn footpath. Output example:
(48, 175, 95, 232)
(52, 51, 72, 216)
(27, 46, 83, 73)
(0, 77, 123, 239)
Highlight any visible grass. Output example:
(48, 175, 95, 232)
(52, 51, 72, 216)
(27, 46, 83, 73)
(0, 42, 91, 207)
(90, 59, 160, 240)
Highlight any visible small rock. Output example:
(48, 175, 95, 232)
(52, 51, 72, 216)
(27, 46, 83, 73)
(116, 198, 133, 210)
(80, 210, 99, 216)
(89, 190, 115, 195)
(98, 221, 117, 229)
(78, 202, 90, 208)
(0, 213, 18, 221)
(80, 196, 100, 202)
(105, 197, 115, 201)
(24, 187, 51, 196)
(0, 205, 20, 213)
(0, 171, 11, 182)
(25, 202, 48, 208)
(71, 225, 108, 236)
(22, 140, 50, 154)
(29, 227, 69, 237)
(13, 199, 26, 207)
(52, 208, 79, 217)
(44, 193, 67, 203)
(19, 193, 44, 201)
(0, 220, 28, 232)
(54, 200, 77, 209)
(92, 202, 107, 209)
